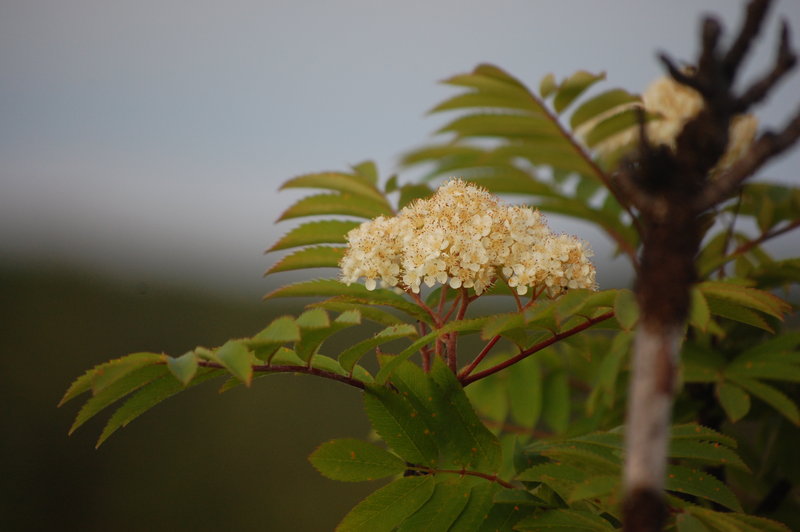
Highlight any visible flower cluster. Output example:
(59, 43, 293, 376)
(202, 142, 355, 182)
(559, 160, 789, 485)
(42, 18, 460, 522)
(339, 179, 596, 296)
(588, 75, 757, 171)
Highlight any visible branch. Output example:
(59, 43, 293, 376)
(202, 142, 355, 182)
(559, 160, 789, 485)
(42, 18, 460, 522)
(408, 465, 516, 490)
(447, 288, 471, 372)
(692, 109, 800, 211)
(723, 0, 771, 78)
(527, 88, 644, 266)
(406, 289, 443, 327)
(197, 360, 366, 390)
(460, 311, 614, 386)
(726, 218, 800, 260)
(458, 334, 502, 380)
(734, 20, 796, 112)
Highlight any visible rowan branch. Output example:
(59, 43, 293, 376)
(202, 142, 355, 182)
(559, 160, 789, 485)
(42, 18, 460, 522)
(197, 360, 366, 390)
(460, 311, 613, 386)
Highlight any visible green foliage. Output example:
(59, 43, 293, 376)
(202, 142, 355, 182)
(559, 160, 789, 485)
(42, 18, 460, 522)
(309, 439, 406, 482)
(61, 61, 799, 530)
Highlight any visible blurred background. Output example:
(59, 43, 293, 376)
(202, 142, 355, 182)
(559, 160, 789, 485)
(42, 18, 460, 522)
(2, 1, 799, 530)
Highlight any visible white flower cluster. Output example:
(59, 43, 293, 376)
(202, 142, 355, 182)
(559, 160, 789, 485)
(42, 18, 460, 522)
(339, 179, 597, 296)
(588, 75, 757, 171)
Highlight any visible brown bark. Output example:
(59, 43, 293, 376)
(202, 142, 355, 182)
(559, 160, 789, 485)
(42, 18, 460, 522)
(618, 1, 800, 529)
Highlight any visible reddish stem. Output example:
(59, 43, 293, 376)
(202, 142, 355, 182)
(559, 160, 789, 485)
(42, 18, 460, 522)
(728, 218, 800, 260)
(406, 289, 442, 327)
(196, 360, 366, 389)
(458, 335, 502, 380)
(447, 288, 470, 372)
(460, 310, 614, 385)
(409, 466, 516, 490)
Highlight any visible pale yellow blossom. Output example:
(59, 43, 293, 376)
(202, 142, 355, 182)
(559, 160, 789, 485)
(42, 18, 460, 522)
(587, 75, 757, 171)
(340, 179, 597, 296)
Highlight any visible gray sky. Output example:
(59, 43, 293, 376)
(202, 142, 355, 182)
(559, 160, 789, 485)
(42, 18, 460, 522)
(2, 0, 799, 297)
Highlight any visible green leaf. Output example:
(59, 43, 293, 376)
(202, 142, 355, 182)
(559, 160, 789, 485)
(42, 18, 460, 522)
(90, 352, 165, 395)
(614, 289, 638, 331)
(295, 308, 331, 329)
(338, 324, 418, 372)
(699, 281, 789, 320)
(430, 91, 538, 114)
(397, 480, 472, 532)
(587, 331, 632, 413)
(570, 88, 639, 130)
(542, 371, 570, 433)
(266, 245, 345, 274)
(568, 475, 619, 503)
(69, 365, 168, 435)
(269, 346, 306, 366)
(717, 379, 750, 424)
(687, 507, 791, 532)
(553, 70, 605, 114)
(281, 171, 389, 204)
(398, 183, 433, 209)
(737, 331, 800, 360)
(515, 509, 616, 531)
(676, 513, 713, 532)
(583, 107, 649, 148)
(465, 174, 554, 198)
(427, 359, 502, 472)
(310, 354, 348, 377)
(670, 423, 737, 449)
(437, 113, 559, 140)
(60, 367, 99, 407)
(309, 300, 404, 327)
(725, 360, 800, 383)
(364, 385, 439, 466)
(668, 438, 748, 470)
(351, 160, 380, 184)
(294, 310, 359, 363)
(539, 73, 557, 98)
(508, 357, 542, 428)
(336, 476, 435, 532)
(665, 465, 742, 511)
(688, 287, 711, 331)
(682, 343, 726, 383)
(309, 438, 405, 482)
(214, 340, 254, 386)
(96, 368, 221, 447)
(265, 279, 431, 323)
(277, 193, 391, 221)
(268, 220, 360, 251)
(727, 376, 800, 424)
(449, 483, 499, 532)
(705, 296, 773, 332)
(464, 369, 509, 426)
(375, 318, 490, 383)
(251, 316, 301, 349)
(166, 351, 199, 386)
(442, 64, 531, 101)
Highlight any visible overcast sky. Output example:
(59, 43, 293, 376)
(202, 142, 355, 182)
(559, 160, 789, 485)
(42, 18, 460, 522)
(2, 0, 799, 297)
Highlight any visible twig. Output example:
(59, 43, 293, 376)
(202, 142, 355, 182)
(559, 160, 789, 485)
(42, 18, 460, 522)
(461, 311, 613, 386)
(727, 218, 800, 260)
(418, 321, 432, 372)
(526, 88, 645, 261)
(406, 289, 442, 327)
(458, 335, 502, 380)
(197, 360, 366, 390)
(408, 465, 517, 490)
(447, 288, 471, 372)
(717, 189, 744, 279)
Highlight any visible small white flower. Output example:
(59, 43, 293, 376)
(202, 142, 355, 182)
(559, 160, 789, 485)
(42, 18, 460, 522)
(340, 179, 597, 296)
